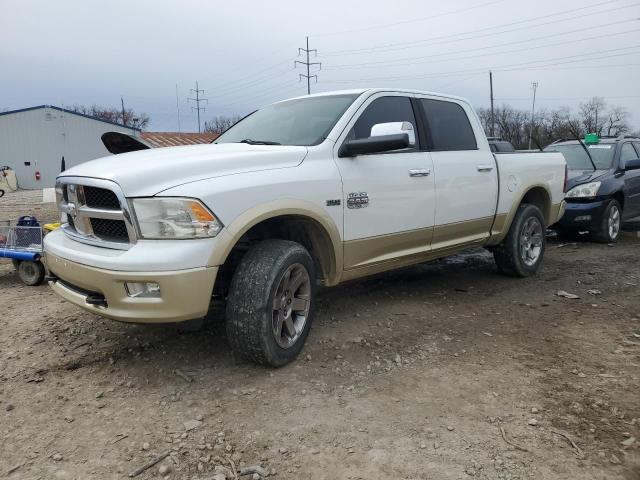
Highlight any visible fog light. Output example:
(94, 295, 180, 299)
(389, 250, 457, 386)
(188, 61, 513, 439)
(574, 215, 591, 222)
(125, 282, 161, 298)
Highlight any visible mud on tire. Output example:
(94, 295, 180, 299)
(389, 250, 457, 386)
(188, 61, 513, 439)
(225, 239, 316, 367)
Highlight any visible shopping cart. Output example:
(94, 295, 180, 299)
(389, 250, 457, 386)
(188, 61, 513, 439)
(0, 216, 46, 286)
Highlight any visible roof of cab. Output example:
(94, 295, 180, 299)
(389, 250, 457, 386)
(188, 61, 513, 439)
(277, 88, 471, 104)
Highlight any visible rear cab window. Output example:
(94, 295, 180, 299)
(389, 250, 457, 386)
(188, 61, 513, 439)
(420, 99, 477, 151)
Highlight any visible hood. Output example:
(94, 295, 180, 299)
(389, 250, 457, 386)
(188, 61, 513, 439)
(566, 169, 609, 190)
(60, 143, 308, 196)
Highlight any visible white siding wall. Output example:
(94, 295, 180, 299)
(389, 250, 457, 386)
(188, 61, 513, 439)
(0, 107, 138, 189)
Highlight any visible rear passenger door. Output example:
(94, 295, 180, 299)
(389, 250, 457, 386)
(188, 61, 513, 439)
(620, 142, 640, 219)
(417, 97, 498, 250)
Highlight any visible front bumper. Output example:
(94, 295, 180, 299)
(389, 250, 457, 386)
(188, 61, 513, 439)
(555, 199, 607, 231)
(46, 252, 218, 323)
(43, 229, 219, 323)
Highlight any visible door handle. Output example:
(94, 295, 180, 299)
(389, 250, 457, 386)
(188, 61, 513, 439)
(477, 165, 494, 172)
(409, 168, 431, 177)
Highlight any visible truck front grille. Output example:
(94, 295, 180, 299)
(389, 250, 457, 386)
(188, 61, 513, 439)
(83, 186, 120, 209)
(56, 178, 136, 250)
(90, 218, 129, 241)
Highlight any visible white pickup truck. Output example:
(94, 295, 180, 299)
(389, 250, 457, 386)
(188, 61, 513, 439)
(45, 88, 566, 366)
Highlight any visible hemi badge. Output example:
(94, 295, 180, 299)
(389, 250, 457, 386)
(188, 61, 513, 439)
(326, 199, 341, 207)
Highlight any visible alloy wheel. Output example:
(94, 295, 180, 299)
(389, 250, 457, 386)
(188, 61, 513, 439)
(271, 263, 311, 349)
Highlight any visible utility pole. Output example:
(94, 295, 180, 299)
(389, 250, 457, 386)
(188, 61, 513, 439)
(528, 81, 538, 150)
(489, 71, 495, 137)
(175, 83, 181, 133)
(121, 97, 127, 126)
(188, 81, 208, 133)
(295, 36, 321, 95)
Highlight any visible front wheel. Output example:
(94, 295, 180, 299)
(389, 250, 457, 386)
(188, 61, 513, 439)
(225, 239, 315, 367)
(591, 199, 621, 243)
(493, 204, 546, 277)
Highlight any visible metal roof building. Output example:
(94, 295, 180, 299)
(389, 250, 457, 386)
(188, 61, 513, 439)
(0, 105, 139, 189)
(140, 131, 218, 148)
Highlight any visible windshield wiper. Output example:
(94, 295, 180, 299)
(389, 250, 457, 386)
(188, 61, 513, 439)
(237, 139, 281, 145)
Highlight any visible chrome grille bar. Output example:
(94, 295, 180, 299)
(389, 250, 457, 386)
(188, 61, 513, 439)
(55, 177, 137, 250)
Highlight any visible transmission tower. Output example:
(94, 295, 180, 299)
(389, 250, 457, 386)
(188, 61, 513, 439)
(188, 81, 208, 133)
(295, 37, 321, 95)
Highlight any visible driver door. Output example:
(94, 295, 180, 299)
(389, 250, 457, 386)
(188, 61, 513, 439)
(333, 94, 435, 270)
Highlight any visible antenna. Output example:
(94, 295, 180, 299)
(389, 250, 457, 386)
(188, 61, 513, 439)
(188, 81, 208, 133)
(295, 36, 322, 95)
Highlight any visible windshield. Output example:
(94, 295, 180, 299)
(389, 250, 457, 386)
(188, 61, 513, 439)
(544, 143, 615, 170)
(214, 94, 359, 146)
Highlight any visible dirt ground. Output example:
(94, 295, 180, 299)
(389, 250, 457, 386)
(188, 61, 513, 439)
(1, 190, 639, 480)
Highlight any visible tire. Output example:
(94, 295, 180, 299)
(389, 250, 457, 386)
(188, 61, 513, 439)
(591, 199, 621, 243)
(225, 239, 316, 367)
(17, 260, 45, 286)
(493, 204, 546, 277)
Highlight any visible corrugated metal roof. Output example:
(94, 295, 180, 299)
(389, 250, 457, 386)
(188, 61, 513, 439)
(140, 132, 218, 148)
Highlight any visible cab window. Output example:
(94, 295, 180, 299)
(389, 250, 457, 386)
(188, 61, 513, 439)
(420, 99, 477, 151)
(348, 96, 418, 150)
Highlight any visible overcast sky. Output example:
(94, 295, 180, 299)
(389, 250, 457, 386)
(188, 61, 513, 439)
(2, 0, 639, 132)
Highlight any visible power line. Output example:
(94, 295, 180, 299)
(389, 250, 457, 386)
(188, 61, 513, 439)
(318, 0, 628, 56)
(322, 16, 639, 64)
(215, 79, 302, 111)
(295, 37, 321, 94)
(206, 58, 297, 98)
(317, 46, 640, 84)
(323, 27, 640, 70)
(188, 81, 208, 133)
(311, 0, 507, 38)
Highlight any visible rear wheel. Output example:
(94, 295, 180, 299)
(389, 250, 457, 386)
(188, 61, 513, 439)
(17, 260, 45, 286)
(225, 239, 315, 367)
(493, 204, 546, 277)
(591, 199, 621, 243)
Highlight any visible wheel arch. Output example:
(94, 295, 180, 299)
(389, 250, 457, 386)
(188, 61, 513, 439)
(489, 184, 553, 245)
(208, 200, 343, 289)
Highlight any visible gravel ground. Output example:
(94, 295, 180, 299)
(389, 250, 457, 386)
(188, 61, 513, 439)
(1, 190, 639, 480)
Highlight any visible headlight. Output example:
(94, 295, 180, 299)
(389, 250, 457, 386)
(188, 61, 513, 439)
(566, 181, 601, 199)
(131, 198, 223, 239)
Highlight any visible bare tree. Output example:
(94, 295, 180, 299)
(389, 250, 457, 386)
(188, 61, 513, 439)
(604, 106, 629, 136)
(579, 97, 606, 135)
(204, 115, 242, 135)
(477, 100, 635, 149)
(69, 104, 150, 130)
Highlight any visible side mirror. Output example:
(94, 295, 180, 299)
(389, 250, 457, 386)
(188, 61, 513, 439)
(339, 133, 410, 157)
(370, 121, 415, 146)
(624, 158, 640, 171)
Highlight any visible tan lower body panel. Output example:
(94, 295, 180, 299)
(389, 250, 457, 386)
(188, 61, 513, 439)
(46, 252, 218, 323)
(341, 217, 492, 282)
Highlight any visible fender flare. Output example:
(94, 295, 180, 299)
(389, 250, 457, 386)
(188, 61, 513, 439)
(488, 184, 553, 245)
(207, 199, 343, 285)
